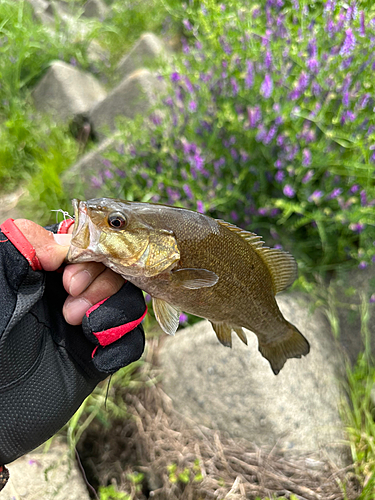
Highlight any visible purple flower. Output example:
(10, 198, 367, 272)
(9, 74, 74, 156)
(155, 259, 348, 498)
(220, 37, 232, 55)
(283, 184, 295, 198)
(230, 148, 238, 160)
(350, 184, 360, 193)
(308, 38, 317, 58)
(359, 93, 370, 109)
(171, 72, 180, 82)
(230, 211, 239, 221)
(183, 184, 193, 199)
(184, 76, 194, 93)
(231, 77, 239, 95)
(260, 73, 273, 99)
(312, 81, 322, 96)
(164, 96, 174, 107)
(197, 200, 205, 213)
(308, 190, 323, 203)
(188, 100, 197, 112)
(328, 188, 342, 199)
(275, 170, 285, 183)
(275, 159, 284, 169)
(360, 190, 367, 206)
(183, 19, 193, 31)
(302, 148, 312, 167)
(306, 58, 319, 73)
(104, 169, 113, 179)
(179, 313, 188, 324)
(297, 71, 309, 92)
(302, 170, 314, 184)
(340, 28, 356, 56)
(91, 175, 102, 188)
(102, 159, 112, 168)
(370, 293, 375, 303)
(244, 60, 254, 89)
(256, 125, 268, 143)
(358, 261, 368, 269)
(360, 11, 366, 36)
(342, 92, 350, 107)
(247, 106, 261, 128)
(349, 223, 366, 233)
(214, 157, 225, 172)
(265, 125, 277, 144)
(265, 50, 273, 70)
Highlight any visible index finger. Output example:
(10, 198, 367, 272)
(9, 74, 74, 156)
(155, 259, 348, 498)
(13, 219, 70, 271)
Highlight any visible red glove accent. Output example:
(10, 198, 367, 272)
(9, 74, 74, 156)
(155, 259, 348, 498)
(86, 299, 147, 347)
(0, 219, 42, 271)
(57, 219, 75, 234)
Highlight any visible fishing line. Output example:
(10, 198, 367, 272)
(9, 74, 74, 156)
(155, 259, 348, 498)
(51, 209, 74, 224)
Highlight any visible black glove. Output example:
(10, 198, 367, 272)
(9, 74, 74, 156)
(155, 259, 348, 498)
(0, 219, 146, 477)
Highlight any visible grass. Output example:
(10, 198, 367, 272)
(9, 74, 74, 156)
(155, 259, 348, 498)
(341, 295, 375, 498)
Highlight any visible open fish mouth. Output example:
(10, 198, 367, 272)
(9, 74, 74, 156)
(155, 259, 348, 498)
(66, 199, 103, 263)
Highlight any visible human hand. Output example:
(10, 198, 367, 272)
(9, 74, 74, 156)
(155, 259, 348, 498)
(13, 219, 124, 325)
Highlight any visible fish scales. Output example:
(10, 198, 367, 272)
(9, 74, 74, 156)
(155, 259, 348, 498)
(67, 198, 310, 374)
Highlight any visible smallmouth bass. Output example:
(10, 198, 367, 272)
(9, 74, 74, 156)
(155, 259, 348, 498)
(67, 198, 310, 374)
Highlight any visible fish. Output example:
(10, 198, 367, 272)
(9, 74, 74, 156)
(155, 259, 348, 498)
(67, 198, 310, 374)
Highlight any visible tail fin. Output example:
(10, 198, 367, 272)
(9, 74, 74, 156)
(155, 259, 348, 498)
(258, 322, 310, 375)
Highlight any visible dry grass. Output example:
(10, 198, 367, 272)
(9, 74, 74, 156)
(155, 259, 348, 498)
(77, 343, 361, 500)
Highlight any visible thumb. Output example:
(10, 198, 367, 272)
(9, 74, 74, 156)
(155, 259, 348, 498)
(13, 219, 71, 271)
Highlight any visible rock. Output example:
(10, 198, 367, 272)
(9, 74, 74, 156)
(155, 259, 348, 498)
(32, 61, 107, 122)
(62, 135, 122, 199)
(81, 0, 108, 19)
(25, 0, 55, 25)
(159, 292, 350, 466)
(0, 189, 27, 225)
(89, 69, 166, 140)
(117, 33, 170, 81)
(1, 440, 90, 500)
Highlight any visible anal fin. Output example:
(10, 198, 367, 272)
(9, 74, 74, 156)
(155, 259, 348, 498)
(210, 322, 232, 347)
(233, 327, 247, 345)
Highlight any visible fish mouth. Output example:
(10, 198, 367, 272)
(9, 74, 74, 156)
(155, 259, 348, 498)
(66, 199, 103, 263)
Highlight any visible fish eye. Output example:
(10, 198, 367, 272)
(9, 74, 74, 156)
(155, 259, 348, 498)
(108, 212, 127, 229)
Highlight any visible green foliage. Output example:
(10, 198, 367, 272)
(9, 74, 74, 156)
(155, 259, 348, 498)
(92, 0, 179, 75)
(167, 459, 203, 485)
(0, 0, 91, 193)
(98, 484, 131, 500)
(97, 0, 375, 277)
(341, 296, 375, 498)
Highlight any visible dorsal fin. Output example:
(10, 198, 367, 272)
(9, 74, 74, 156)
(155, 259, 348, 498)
(217, 220, 264, 248)
(217, 219, 298, 294)
(257, 247, 298, 294)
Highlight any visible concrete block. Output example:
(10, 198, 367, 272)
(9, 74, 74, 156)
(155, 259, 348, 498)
(117, 33, 169, 81)
(32, 61, 107, 122)
(89, 69, 165, 140)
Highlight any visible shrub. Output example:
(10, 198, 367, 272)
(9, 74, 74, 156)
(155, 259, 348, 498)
(97, 0, 375, 278)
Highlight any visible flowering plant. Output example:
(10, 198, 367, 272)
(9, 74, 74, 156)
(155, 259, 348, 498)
(100, 0, 375, 277)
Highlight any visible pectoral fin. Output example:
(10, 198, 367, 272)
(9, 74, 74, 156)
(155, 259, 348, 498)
(172, 268, 219, 289)
(210, 322, 233, 347)
(152, 297, 180, 336)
